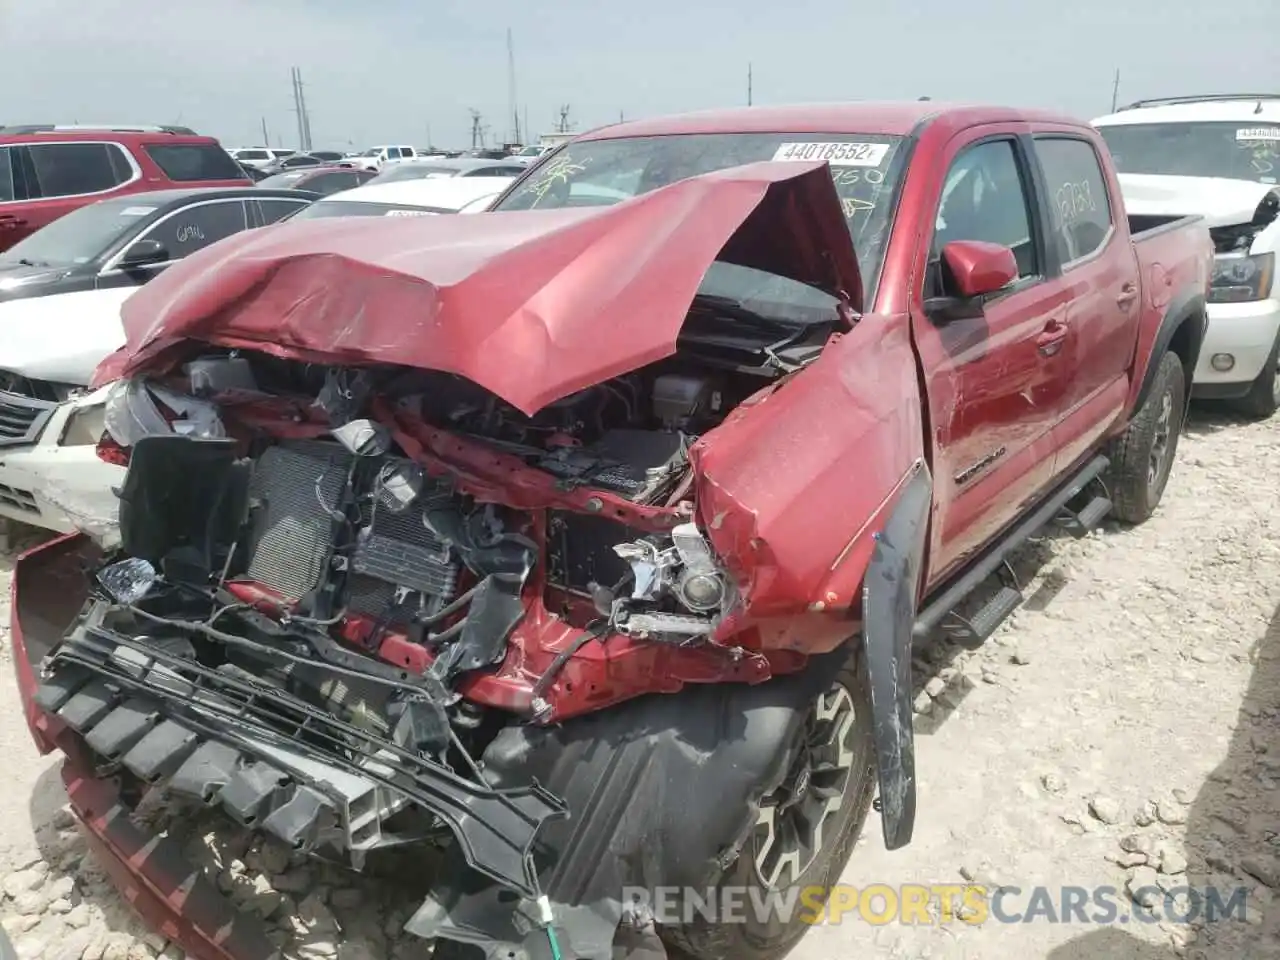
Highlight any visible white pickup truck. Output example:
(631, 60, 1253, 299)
(1094, 94, 1280, 416)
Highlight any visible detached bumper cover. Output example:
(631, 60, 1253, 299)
(41, 623, 567, 898)
(62, 765, 277, 960)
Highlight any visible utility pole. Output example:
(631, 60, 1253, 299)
(291, 68, 304, 150)
(469, 109, 484, 150)
(507, 28, 520, 145)
(748, 63, 753, 106)
(556, 105, 572, 134)
(524, 106, 530, 144)
(261, 116, 270, 147)
(1111, 69, 1121, 113)
(294, 67, 314, 151)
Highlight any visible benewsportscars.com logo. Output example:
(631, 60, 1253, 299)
(622, 883, 1253, 927)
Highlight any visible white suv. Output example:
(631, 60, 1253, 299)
(1093, 95, 1280, 416)
(352, 145, 419, 172)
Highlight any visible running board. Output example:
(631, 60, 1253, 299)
(1055, 495, 1112, 538)
(913, 454, 1109, 642)
(943, 585, 1023, 646)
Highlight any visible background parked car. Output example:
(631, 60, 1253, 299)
(0, 186, 316, 302)
(256, 166, 375, 195)
(1093, 94, 1280, 416)
(351, 145, 421, 171)
(364, 158, 527, 186)
(0, 127, 252, 251)
(225, 147, 295, 170)
(287, 175, 513, 218)
(257, 153, 332, 176)
(0, 186, 316, 532)
(511, 143, 552, 165)
(308, 150, 347, 163)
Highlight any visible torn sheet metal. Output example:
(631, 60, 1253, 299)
(101, 162, 862, 415)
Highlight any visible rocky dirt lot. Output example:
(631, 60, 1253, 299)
(1, 405, 1279, 960)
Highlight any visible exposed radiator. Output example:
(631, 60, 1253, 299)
(348, 467, 458, 618)
(246, 442, 353, 600)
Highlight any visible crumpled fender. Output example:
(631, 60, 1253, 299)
(690, 312, 926, 633)
(861, 459, 931, 849)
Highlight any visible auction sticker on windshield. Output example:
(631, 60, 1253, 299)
(772, 142, 889, 167)
(1236, 127, 1280, 142)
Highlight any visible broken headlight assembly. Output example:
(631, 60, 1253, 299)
(59, 400, 107, 446)
(610, 522, 736, 639)
(1209, 251, 1275, 303)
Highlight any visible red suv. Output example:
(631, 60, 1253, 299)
(0, 127, 251, 251)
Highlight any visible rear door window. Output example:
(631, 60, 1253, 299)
(143, 200, 249, 258)
(26, 142, 130, 197)
(145, 143, 248, 182)
(0, 148, 13, 202)
(1033, 137, 1114, 266)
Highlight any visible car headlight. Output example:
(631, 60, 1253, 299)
(1209, 252, 1274, 303)
(59, 402, 107, 446)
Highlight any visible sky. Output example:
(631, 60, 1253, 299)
(1, 0, 1276, 151)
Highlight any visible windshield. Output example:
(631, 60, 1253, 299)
(1098, 122, 1280, 184)
(493, 132, 908, 305)
(367, 165, 458, 186)
(517, 146, 543, 156)
(0, 198, 154, 265)
(359, 148, 380, 157)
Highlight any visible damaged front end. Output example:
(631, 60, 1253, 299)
(11, 162, 929, 959)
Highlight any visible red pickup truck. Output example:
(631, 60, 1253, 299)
(9, 102, 1212, 960)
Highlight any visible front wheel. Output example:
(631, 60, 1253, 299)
(1106, 350, 1186, 524)
(661, 644, 877, 960)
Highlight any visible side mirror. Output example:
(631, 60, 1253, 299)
(924, 240, 1019, 323)
(941, 240, 1018, 299)
(119, 238, 169, 268)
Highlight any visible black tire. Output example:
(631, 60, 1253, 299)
(1234, 332, 1280, 420)
(660, 644, 877, 960)
(1106, 350, 1185, 524)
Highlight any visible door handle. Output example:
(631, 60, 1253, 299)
(1116, 282, 1139, 308)
(1036, 319, 1068, 357)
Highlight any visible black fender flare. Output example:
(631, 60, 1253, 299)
(1132, 290, 1207, 418)
(860, 458, 932, 850)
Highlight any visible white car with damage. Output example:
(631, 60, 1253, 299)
(1094, 95, 1280, 416)
(0, 288, 134, 536)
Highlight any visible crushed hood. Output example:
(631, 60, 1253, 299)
(0, 287, 134, 384)
(1118, 173, 1280, 228)
(108, 161, 862, 414)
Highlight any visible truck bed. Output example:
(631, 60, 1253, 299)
(1129, 212, 1203, 241)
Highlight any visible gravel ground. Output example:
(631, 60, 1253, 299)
(2, 405, 1278, 960)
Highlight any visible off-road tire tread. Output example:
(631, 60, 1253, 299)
(660, 645, 876, 960)
(1107, 351, 1185, 525)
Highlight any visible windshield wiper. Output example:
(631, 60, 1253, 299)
(690, 294, 803, 333)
